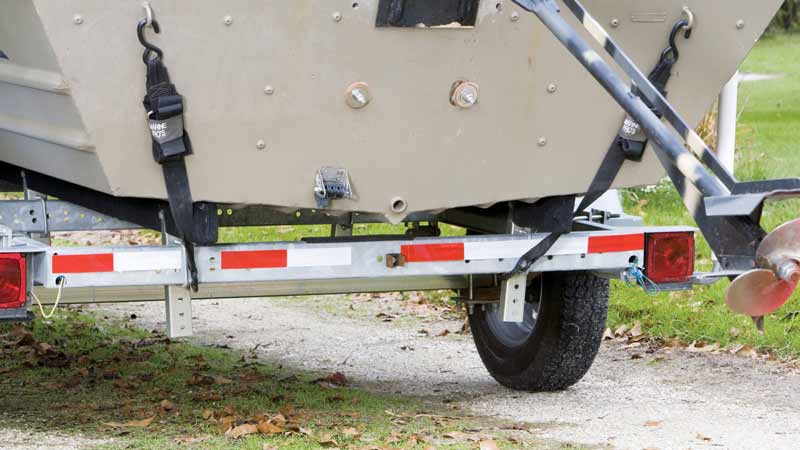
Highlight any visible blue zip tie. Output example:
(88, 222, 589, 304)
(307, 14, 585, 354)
(625, 258, 661, 295)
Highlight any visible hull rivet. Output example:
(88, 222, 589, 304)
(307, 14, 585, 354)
(256, 140, 266, 150)
(333, 12, 343, 22)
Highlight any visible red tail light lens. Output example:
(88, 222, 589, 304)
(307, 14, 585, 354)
(645, 232, 694, 283)
(0, 254, 26, 309)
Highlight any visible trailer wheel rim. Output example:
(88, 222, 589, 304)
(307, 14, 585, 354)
(484, 277, 542, 348)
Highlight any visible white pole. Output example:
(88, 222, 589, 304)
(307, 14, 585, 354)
(716, 71, 741, 173)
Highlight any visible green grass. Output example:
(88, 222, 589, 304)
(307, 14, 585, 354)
(0, 312, 565, 450)
(608, 32, 800, 357)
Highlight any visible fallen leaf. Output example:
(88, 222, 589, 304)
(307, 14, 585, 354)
(341, 427, 362, 438)
(225, 423, 259, 439)
(103, 416, 155, 428)
(318, 434, 339, 447)
(602, 328, 614, 340)
(160, 399, 175, 411)
(644, 420, 663, 427)
(629, 321, 643, 338)
(613, 324, 629, 337)
(696, 432, 712, 442)
(436, 329, 450, 337)
(479, 439, 500, 450)
(202, 409, 214, 420)
(257, 421, 285, 435)
(315, 371, 347, 387)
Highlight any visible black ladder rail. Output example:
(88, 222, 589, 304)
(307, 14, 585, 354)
(511, 0, 771, 270)
(555, 0, 739, 192)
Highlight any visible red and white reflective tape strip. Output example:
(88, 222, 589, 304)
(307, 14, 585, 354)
(52, 250, 183, 274)
(221, 247, 352, 270)
(401, 233, 644, 263)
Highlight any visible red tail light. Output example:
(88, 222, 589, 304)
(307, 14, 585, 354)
(645, 232, 694, 283)
(0, 254, 26, 309)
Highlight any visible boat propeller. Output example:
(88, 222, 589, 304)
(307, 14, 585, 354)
(725, 218, 800, 331)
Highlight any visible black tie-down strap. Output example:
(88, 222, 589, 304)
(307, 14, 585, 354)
(142, 57, 217, 290)
(506, 19, 691, 278)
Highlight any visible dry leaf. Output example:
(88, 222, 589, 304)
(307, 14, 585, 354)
(613, 324, 629, 337)
(103, 416, 155, 428)
(226, 423, 259, 439)
(341, 427, 362, 438)
(318, 434, 339, 447)
(436, 329, 450, 337)
(602, 328, 614, 340)
(202, 409, 214, 420)
(257, 421, 285, 435)
(629, 321, 643, 338)
(479, 439, 500, 450)
(644, 420, 663, 427)
(160, 399, 175, 411)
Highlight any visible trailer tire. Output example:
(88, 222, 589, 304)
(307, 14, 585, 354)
(469, 271, 608, 392)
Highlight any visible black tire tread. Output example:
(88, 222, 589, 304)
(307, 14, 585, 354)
(471, 272, 609, 391)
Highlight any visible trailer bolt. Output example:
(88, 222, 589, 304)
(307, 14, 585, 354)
(223, 15, 233, 26)
(73, 15, 84, 25)
(547, 83, 557, 93)
(345, 82, 371, 109)
(538, 137, 548, 147)
(256, 140, 266, 150)
(451, 81, 480, 109)
(510, 12, 520, 22)
(736, 20, 746, 30)
(333, 12, 343, 22)
(264, 85, 275, 95)
(610, 18, 620, 28)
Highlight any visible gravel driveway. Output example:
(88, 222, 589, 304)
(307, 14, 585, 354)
(86, 296, 800, 450)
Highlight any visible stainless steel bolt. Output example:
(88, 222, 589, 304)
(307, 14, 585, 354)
(510, 12, 520, 22)
(264, 85, 275, 95)
(333, 12, 343, 22)
(73, 15, 84, 25)
(256, 140, 266, 150)
(547, 83, 557, 93)
(610, 18, 620, 28)
(736, 19, 746, 30)
(346, 82, 371, 109)
(538, 137, 548, 147)
(223, 15, 233, 26)
(351, 89, 368, 106)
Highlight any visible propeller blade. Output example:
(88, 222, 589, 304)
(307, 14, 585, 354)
(757, 218, 800, 267)
(725, 269, 798, 317)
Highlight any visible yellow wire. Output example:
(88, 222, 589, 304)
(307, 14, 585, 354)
(30, 278, 66, 319)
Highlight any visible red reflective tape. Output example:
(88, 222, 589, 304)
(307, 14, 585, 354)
(221, 250, 287, 269)
(401, 243, 464, 262)
(587, 233, 644, 254)
(52, 254, 114, 273)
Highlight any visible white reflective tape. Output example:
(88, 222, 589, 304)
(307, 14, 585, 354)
(286, 247, 351, 268)
(463, 237, 588, 261)
(113, 250, 183, 272)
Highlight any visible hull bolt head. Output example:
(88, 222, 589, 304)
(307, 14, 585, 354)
(451, 81, 480, 109)
(346, 82, 371, 109)
(73, 15, 84, 25)
(264, 85, 275, 95)
(547, 83, 557, 93)
(538, 137, 548, 147)
(224, 15, 234, 26)
(610, 18, 620, 28)
(256, 140, 266, 150)
(736, 20, 746, 30)
(510, 12, 520, 22)
(333, 12, 343, 22)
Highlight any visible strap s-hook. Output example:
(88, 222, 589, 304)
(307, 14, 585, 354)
(661, 14, 693, 63)
(137, 3, 163, 65)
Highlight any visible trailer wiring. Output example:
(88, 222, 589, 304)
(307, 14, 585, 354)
(30, 276, 66, 319)
(624, 257, 660, 295)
